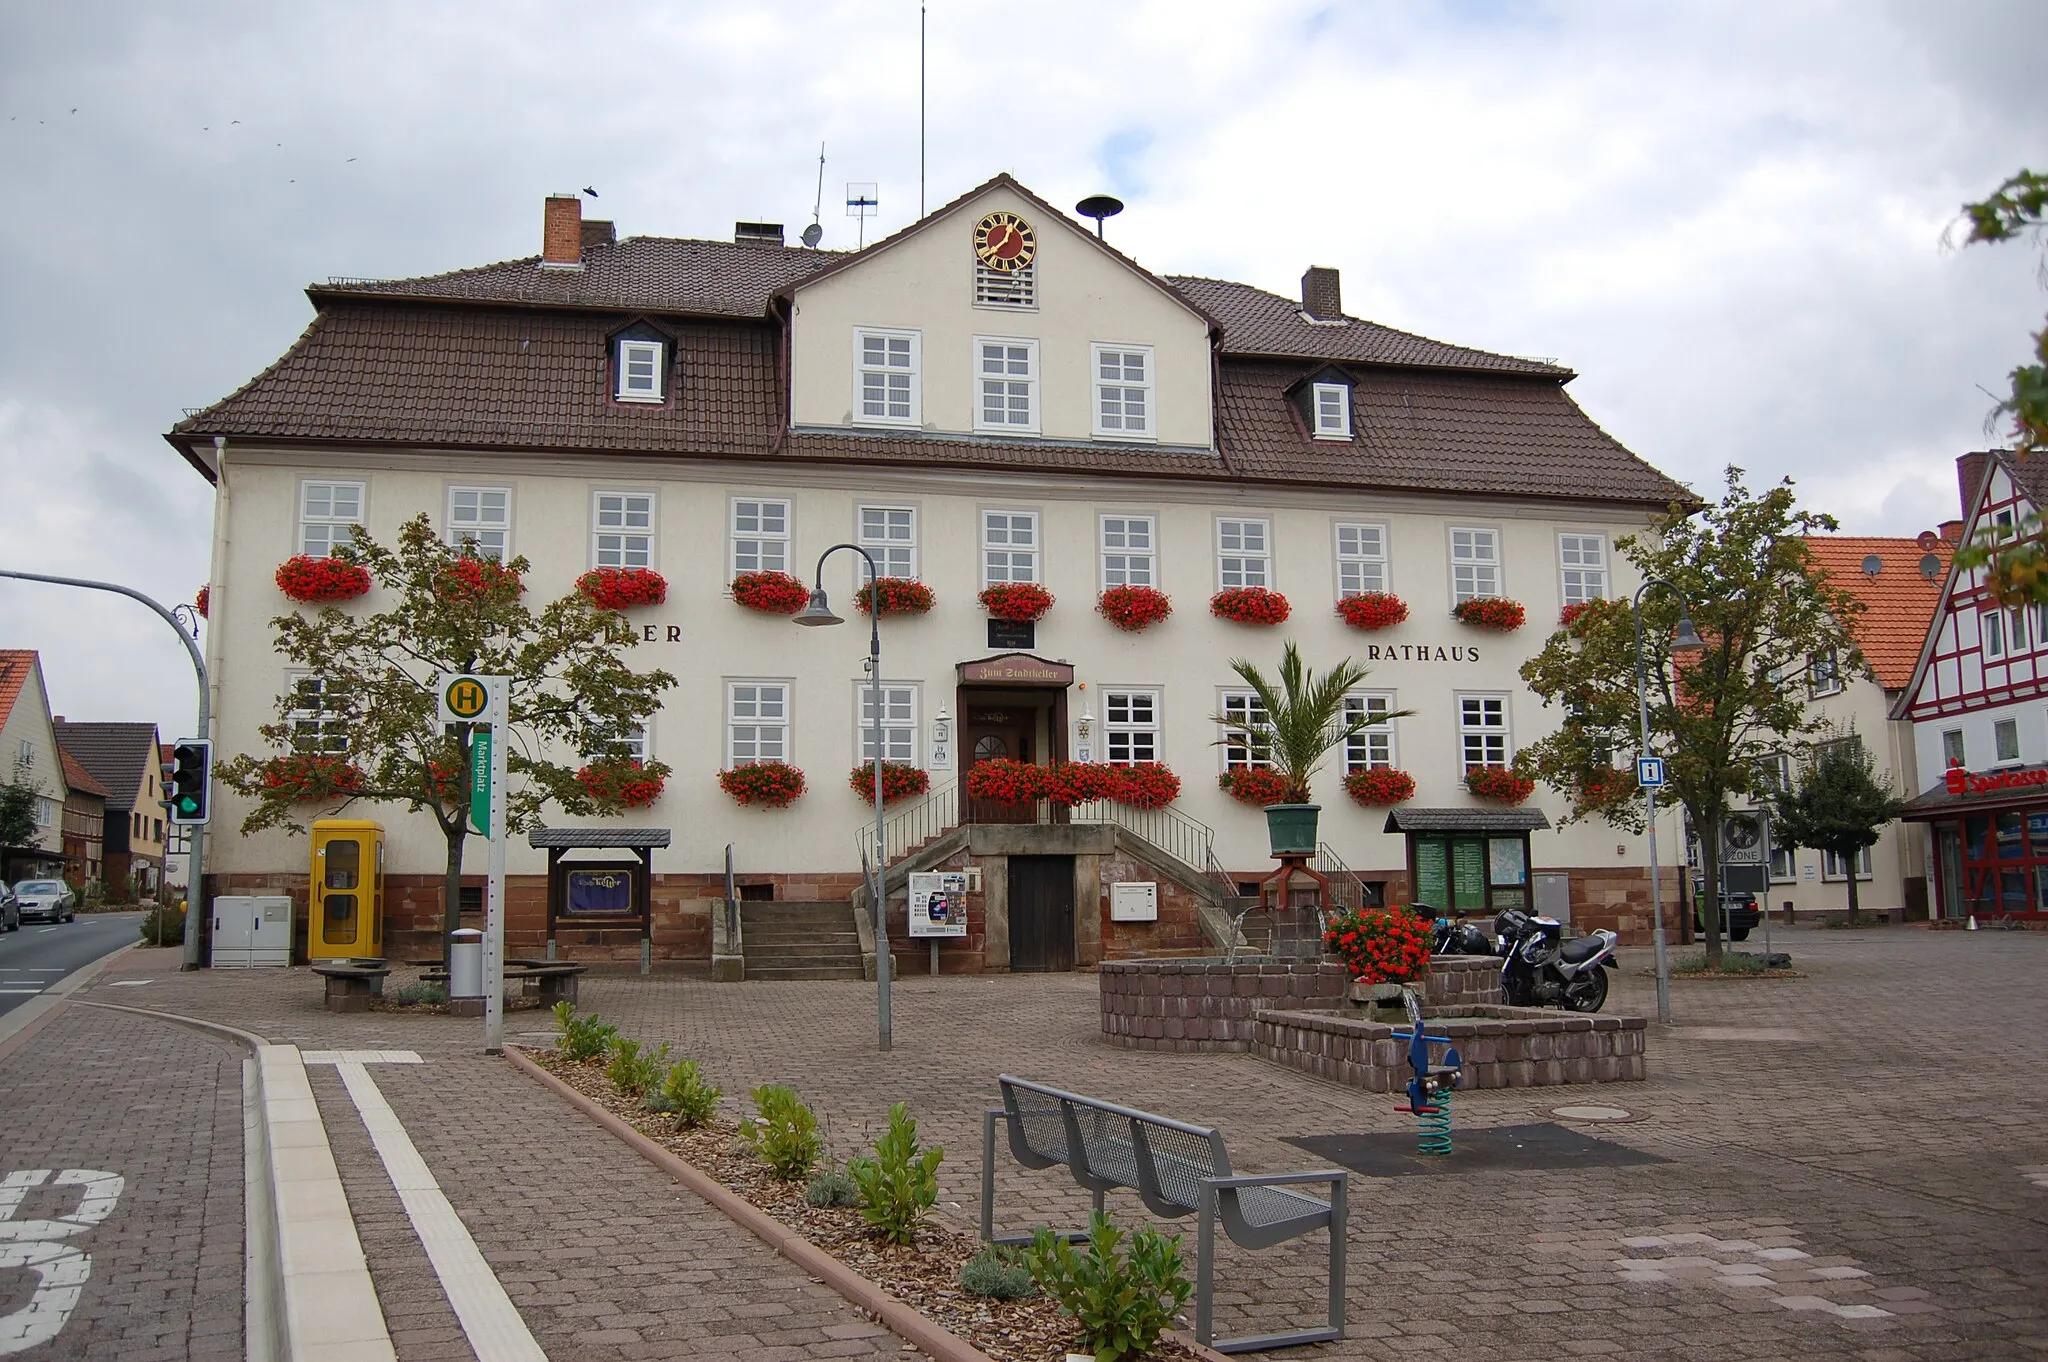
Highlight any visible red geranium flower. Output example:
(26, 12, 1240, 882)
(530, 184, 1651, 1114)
(1210, 587, 1291, 626)
(1453, 597, 1526, 631)
(1324, 907, 1433, 983)
(1336, 592, 1408, 631)
(729, 571, 811, 615)
(1096, 585, 1173, 632)
(275, 556, 371, 604)
(1344, 768, 1417, 807)
(717, 761, 806, 807)
(854, 578, 936, 616)
(979, 582, 1055, 622)
(1466, 764, 1536, 805)
(849, 761, 931, 804)
(577, 760, 667, 808)
(577, 567, 668, 610)
(1218, 766, 1290, 806)
(965, 758, 1047, 803)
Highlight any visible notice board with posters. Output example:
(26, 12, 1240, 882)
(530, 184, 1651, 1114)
(909, 871, 969, 938)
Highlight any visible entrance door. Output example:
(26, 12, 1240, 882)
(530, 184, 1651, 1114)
(965, 711, 1036, 824)
(1009, 855, 1075, 972)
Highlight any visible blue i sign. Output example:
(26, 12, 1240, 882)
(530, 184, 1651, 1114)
(1637, 756, 1667, 788)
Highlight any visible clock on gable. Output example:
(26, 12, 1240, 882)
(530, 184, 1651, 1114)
(973, 211, 1036, 273)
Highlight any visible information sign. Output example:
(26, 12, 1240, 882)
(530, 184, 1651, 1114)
(1637, 756, 1666, 788)
(908, 871, 969, 938)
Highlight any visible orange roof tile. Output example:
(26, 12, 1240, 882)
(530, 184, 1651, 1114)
(1802, 536, 1952, 690)
(0, 650, 38, 734)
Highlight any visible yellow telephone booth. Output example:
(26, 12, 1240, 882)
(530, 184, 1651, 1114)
(310, 820, 385, 961)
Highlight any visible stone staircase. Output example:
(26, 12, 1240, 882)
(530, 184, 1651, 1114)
(738, 901, 866, 981)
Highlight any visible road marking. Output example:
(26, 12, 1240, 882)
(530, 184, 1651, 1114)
(303, 1051, 421, 1066)
(0, 990, 41, 996)
(0, 1168, 125, 1354)
(105, 981, 152, 988)
(333, 1061, 545, 1361)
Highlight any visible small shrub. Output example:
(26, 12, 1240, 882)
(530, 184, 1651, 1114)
(1672, 950, 1772, 975)
(391, 982, 447, 1006)
(740, 1084, 823, 1180)
(651, 1059, 722, 1127)
(805, 1167, 860, 1208)
(138, 904, 185, 947)
(552, 1002, 618, 1063)
(1025, 1211, 1193, 1362)
(847, 1102, 944, 1246)
(958, 1242, 1038, 1300)
(605, 1038, 670, 1097)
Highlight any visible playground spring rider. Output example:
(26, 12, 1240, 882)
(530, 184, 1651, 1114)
(1392, 988, 1463, 1156)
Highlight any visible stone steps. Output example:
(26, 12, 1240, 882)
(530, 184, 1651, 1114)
(740, 901, 865, 981)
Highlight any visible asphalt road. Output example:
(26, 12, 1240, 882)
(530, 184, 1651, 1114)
(0, 911, 146, 1017)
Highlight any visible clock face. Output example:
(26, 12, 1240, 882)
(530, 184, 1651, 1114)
(973, 211, 1036, 273)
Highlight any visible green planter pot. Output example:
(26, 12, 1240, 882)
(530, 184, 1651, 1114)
(1265, 802, 1321, 856)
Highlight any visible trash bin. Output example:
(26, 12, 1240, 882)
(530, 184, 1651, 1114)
(449, 928, 484, 999)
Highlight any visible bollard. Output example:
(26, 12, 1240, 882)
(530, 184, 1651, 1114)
(449, 928, 484, 998)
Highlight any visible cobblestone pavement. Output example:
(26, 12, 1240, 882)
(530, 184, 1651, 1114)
(0, 998, 243, 1361)
(82, 926, 2048, 1361)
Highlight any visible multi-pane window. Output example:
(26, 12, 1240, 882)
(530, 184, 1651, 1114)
(1559, 533, 1607, 606)
(858, 685, 917, 764)
(594, 492, 654, 569)
(1335, 524, 1387, 596)
(1823, 847, 1874, 880)
(1450, 528, 1500, 603)
(1093, 345, 1153, 438)
(1942, 728, 1967, 769)
(448, 487, 511, 561)
(1100, 516, 1156, 588)
(727, 683, 789, 766)
(1104, 691, 1159, 764)
(1220, 692, 1272, 769)
(1770, 833, 1796, 882)
(2012, 606, 2033, 653)
(1809, 650, 1843, 696)
(1218, 519, 1271, 589)
(299, 481, 364, 558)
(616, 339, 664, 402)
(732, 499, 790, 574)
(974, 339, 1037, 432)
(15, 740, 29, 769)
(287, 674, 351, 754)
(1996, 717, 2022, 764)
(855, 329, 919, 425)
(587, 723, 649, 762)
(983, 511, 1039, 585)
(1458, 694, 1510, 771)
(1311, 382, 1352, 439)
(1983, 610, 2006, 660)
(858, 506, 916, 579)
(1343, 693, 1396, 771)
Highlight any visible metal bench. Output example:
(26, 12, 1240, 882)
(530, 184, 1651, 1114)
(981, 1074, 1346, 1354)
(310, 963, 389, 1013)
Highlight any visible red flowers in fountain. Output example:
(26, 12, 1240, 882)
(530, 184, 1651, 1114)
(730, 571, 812, 615)
(1453, 597, 1526, 631)
(717, 761, 806, 807)
(1210, 587, 1291, 625)
(437, 556, 523, 605)
(1096, 585, 1173, 632)
(276, 556, 371, 604)
(1218, 766, 1290, 806)
(854, 578, 936, 616)
(978, 582, 1055, 622)
(1323, 908, 1433, 984)
(849, 761, 931, 805)
(576, 760, 666, 808)
(577, 568, 668, 610)
(965, 758, 1046, 803)
(258, 754, 364, 802)
(1344, 768, 1417, 807)
(1336, 592, 1408, 631)
(1466, 764, 1536, 805)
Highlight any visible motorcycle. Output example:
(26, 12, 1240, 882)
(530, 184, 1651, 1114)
(1426, 912, 1496, 957)
(1493, 908, 1617, 1012)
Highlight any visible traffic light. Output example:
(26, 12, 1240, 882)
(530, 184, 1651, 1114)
(166, 740, 211, 826)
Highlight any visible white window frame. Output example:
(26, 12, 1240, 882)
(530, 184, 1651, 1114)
(1995, 717, 2022, 765)
(1457, 693, 1510, 772)
(1449, 527, 1501, 604)
(15, 740, 30, 769)
(1822, 846, 1874, 881)
(1558, 532, 1608, 607)
(857, 506, 917, 580)
(298, 480, 365, 559)
(592, 490, 656, 569)
(1311, 381, 1352, 440)
(972, 336, 1039, 434)
(1335, 523, 1387, 598)
(1769, 841, 1796, 884)
(853, 327, 920, 427)
(1344, 692, 1397, 772)
(730, 497, 791, 576)
(725, 681, 791, 767)
(1103, 689, 1161, 765)
(982, 509, 1039, 586)
(447, 486, 512, 562)
(1092, 343, 1155, 440)
(1809, 650, 1844, 697)
(1100, 515, 1157, 589)
(1941, 728, 1966, 769)
(285, 671, 351, 755)
(616, 338, 665, 403)
(1219, 691, 1272, 770)
(1217, 518, 1272, 590)
(1983, 609, 2006, 661)
(2012, 605, 2033, 653)
(586, 721, 650, 763)
(856, 683, 918, 766)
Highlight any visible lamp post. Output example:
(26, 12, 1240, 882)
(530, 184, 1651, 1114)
(1633, 579, 1706, 1025)
(794, 544, 892, 1051)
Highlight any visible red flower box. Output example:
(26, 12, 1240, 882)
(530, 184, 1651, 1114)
(1210, 587, 1291, 625)
(854, 578, 936, 616)
(194, 585, 209, 619)
(1323, 908, 1433, 984)
(1113, 762, 1182, 810)
(437, 556, 523, 605)
(1096, 585, 1173, 632)
(717, 761, 806, 807)
(577, 567, 668, 610)
(979, 582, 1055, 622)
(1042, 760, 1128, 807)
(965, 758, 1047, 803)
(1218, 766, 1290, 806)
(1466, 764, 1536, 805)
(576, 761, 666, 808)
(257, 754, 364, 802)
(730, 571, 812, 615)
(1344, 768, 1417, 807)
(1337, 592, 1408, 631)
(1453, 597, 1526, 631)
(1573, 767, 1638, 815)
(849, 761, 931, 804)
(276, 556, 371, 604)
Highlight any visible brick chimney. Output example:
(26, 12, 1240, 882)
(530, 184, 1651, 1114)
(1956, 451, 1995, 518)
(1939, 520, 1965, 545)
(1301, 266, 1342, 321)
(541, 193, 584, 270)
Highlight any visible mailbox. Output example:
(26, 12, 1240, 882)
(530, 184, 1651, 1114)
(309, 819, 385, 961)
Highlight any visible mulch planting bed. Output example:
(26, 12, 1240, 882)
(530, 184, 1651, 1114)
(530, 1049, 1205, 1362)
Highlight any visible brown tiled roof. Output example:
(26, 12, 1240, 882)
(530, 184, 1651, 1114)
(58, 745, 108, 800)
(51, 722, 159, 811)
(1802, 536, 1951, 691)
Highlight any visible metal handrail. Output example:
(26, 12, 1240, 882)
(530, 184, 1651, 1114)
(864, 780, 962, 865)
(1314, 843, 1375, 918)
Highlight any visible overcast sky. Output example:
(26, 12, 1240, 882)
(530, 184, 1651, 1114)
(0, 0, 2040, 743)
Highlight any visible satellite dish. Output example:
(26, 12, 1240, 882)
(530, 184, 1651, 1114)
(1861, 554, 1883, 577)
(800, 223, 823, 249)
(1915, 530, 1942, 551)
(1075, 194, 1125, 240)
(1920, 553, 1943, 580)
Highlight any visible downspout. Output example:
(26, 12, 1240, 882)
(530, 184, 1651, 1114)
(772, 298, 794, 457)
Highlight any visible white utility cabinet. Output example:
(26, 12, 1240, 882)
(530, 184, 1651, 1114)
(211, 895, 293, 968)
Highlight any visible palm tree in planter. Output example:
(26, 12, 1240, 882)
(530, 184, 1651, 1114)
(1212, 641, 1409, 856)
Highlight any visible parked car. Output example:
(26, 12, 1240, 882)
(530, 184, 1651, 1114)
(1691, 882, 1760, 942)
(13, 879, 76, 924)
(0, 888, 17, 932)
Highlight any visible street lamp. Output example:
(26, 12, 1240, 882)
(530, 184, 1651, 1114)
(1633, 579, 1706, 1025)
(794, 544, 892, 1052)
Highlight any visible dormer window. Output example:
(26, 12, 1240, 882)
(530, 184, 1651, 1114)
(1312, 382, 1352, 440)
(616, 339, 664, 403)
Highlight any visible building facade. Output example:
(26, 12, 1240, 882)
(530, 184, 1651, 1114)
(169, 175, 1693, 967)
(0, 651, 72, 881)
(53, 722, 166, 900)
(57, 744, 107, 888)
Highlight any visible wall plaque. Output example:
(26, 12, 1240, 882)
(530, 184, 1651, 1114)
(987, 620, 1035, 650)
(958, 653, 1074, 686)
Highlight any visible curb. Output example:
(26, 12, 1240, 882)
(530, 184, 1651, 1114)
(504, 1045, 998, 1362)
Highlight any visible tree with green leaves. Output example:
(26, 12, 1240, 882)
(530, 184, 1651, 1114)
(1516, 469, 1864, 965)
(1767, 732, 1905, 926)
(0, 758, 40, 848)
(215, 516, 675, 954)
(1211, 641, 1406, 804)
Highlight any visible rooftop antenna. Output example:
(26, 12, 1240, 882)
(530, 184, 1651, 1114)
(1076, 194, 1125, 241)
(919, 3, 927, 217)
(803, 142, 826, 249)
(847, 181, 878, 249)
